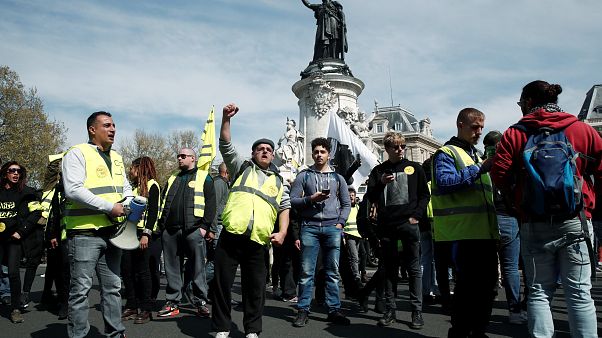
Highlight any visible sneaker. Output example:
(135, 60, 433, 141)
(121, 308, 138, 320)
(327, 311, 350, 326)
(134, 311, 152, 324)
(357, 293, 368, 313)
(197, 304, 211, 318)
(283, 295, 298, 303)
(58, 302, 68, 320)
(293, 309, 309, 327)
(509, 311, 527, 325)
(377, 310, 396, 327)
(10, 309, 24, 323)
(245, 333, 259, 338)
(215, 332, 229, 338)
(20, 292, 30, 310)
(410, 310, 424, 329)
(1, 296, 11, 306)
(157, 302, 179, 317)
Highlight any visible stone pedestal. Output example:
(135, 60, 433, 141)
(292, 59, 364, 165)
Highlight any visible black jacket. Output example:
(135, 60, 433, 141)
(0, 185, 41, 241)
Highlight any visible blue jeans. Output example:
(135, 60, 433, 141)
(67, 236, 124, 338)
(497, 214, 521, 312)
(521, 217, 597, 338)
(297, 225, 342, 313)
(420, 231, 439, 296)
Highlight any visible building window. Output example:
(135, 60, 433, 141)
(395, 122, 402, 131)
(379, 151, 384, 162)
(376, 124, 383, 133)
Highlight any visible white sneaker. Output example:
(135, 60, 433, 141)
(215, 332, 230, 338)
(509, 311, 527, 325)
(246, 333, 259, 338)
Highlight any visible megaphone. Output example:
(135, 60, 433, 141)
(110, 196, 147, 250)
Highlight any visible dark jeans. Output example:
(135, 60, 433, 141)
(121, 243, 152, 311)
(380, 221, 422, 312)
(212, 231, 267, 335)
(0, 239, 22, 310)
(448, 239, 498, 338)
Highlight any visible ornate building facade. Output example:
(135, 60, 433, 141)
(579, 84, 602, 132)
(368, 103, 442, 164)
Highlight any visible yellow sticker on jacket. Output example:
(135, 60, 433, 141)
(188, 181, 196, 188)
(96, 166, 108, 178)
(267, 186, 278, 196)
(0, 222, 5, 232)
(404, 166, 415, 175)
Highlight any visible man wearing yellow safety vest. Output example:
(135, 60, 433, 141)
(157, 147, 216, 319)
(430, 108, 498, 338)
(62, 111, 132, 338)
(212, 103, 290, 338)
(343, 187, 364, 297)
(366, 131, 430, 330)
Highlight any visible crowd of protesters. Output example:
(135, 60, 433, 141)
(1, 80, 601, 338)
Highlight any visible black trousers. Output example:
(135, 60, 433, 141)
(121, 243, 152, 311)
(448, 239, 498, 338)
(380, 222, 422, 312)
(271, 237, 300, 298)
(22, 228, 43, 294)
(148, 235, 162, 301)
(42, 242, 69, 303)
(434, 240, 454, 309)
(212, 231, 267, 335)
(0, 239, 22, 310)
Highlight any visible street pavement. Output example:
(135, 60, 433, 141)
(2, 265, 602, 337)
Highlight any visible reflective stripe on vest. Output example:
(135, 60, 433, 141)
(344, 205, 361, 238)
(134, 179, 160, 230)
(162, 170, 208, 219)
(222, 163, 284, 246)
(40, 189, 55, 220)
(431, 145, 498, 241)
(63, 144, 125, 230)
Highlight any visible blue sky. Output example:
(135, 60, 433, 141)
(1, 0, 601, 154)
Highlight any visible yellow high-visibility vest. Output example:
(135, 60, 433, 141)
(133, 179, 160, 231)
(63, 144, 125, 230)
(344, 204, 361, 238)
(162, 170, 208, 218)
(222, 163, 284, 245)
(431, 145, 498, 241)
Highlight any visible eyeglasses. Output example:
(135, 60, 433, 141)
(7, 168, 22, 174)
(387, 144, 406, 150)
(177, 154, 193, 159)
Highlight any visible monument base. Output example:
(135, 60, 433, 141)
(293, 59, 365, 165)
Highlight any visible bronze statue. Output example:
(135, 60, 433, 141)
(302, 0, 348, 62)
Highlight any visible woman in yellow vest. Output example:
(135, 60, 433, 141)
(121, 157, 160, 324)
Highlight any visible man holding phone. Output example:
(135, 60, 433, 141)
(366, 132, 430, 330)
(290, 137, 351, 328)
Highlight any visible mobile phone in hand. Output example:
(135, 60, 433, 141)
(322, 189, 330, 195)
(384, 168, 393, 175)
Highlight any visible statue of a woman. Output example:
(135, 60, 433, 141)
(301, 0, 348, 61)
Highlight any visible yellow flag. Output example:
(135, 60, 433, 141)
(197, 106, 216, 170)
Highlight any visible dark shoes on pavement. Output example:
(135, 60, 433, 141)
(121, 308, 138, 320)
(134, 311, 152, 324)
(196, 304, 211, 318)
(293, 310, 309, 327)
(378, 310, 396, 327)
(327, 311, 350, 326)
(357, 293, 369, 313)
(58, 303, 68, 320)
(410, 310, 424, 329)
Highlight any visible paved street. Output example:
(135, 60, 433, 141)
(2, 265, 602, 337)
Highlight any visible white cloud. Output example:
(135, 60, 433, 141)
(1, 0, 600, 153)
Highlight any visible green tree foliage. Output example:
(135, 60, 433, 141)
(0, 66, 66, 188)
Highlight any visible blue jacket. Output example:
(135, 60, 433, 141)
(433, 137, 482, 195)
(290, 165, 351, 227)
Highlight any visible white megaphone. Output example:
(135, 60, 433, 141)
(110, 196, 147, 250)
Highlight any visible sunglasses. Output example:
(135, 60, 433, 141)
(387, 144, 406, 150)
(7, 168, 23, 174)
(177, 154, 193, 159)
